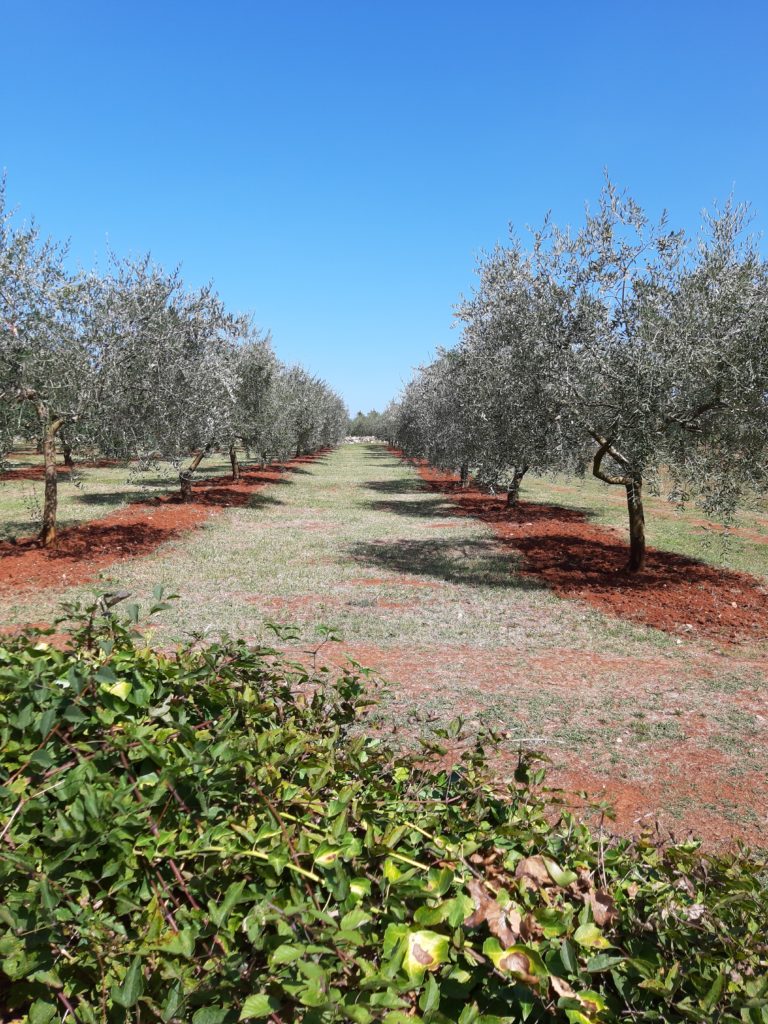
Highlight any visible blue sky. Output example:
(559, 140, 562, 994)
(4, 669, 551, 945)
(2, 1, 767, 412)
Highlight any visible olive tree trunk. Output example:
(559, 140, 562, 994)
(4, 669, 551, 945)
(592, 438, 646, 574)
(60, 436, 74, 469)
(459, 463, 469, 488)
(229, 442, 240, 481)
(39, 416, 65, 546)
(179, 448, 208, 501)
(625, 476, 646, 573)
(506, 464, 529, 507)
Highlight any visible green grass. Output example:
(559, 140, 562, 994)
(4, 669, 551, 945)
(0, 449, 236, 540)
(1, 443, 766, 842)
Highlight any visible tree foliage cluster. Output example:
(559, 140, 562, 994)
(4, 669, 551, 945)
(0, 184, 347, 543)
(392, 181, 768, 571)
(0, 597, 766, 1023)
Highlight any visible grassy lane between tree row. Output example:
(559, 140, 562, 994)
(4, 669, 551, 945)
(0, 444, 766, 845)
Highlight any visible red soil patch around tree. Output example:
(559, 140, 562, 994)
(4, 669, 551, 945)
(0, 454, 326, 595)
(406, 459, 768, 646)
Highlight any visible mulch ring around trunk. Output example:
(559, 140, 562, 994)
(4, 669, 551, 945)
(0, 453, 327, 595)
(407, 459, 768, 646)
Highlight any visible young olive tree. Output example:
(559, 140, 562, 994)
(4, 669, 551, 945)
(0, 186, 100, 545)
(453, 242, 579, 503)
(229, 331, 277, 477)
(90, 257, 248, 499)
(528, 182, 768, 571)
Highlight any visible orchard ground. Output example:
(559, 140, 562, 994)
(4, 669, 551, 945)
(1, 443, 767, 846)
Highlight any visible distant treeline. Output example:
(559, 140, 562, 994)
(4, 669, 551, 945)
(346, 407, 396, 438)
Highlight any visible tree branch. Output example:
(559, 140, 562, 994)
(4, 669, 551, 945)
(662, 398, 726, 433)
(591, 436, 630, 486)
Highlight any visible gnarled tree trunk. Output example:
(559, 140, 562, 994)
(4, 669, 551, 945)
(506, 464, 529, 507)
(179, 448, 208, 502)
(592, 437, 645, 574)
(459, 463, 469, 488)
(229, 442, 240, 481)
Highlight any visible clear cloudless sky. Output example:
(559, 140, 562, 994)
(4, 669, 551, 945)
(2, 1, 767, 412)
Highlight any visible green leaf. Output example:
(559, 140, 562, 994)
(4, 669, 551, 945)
(700, 972, 725, 1012)
(102, 679, 131, 700)
(112, 955, 144, 1008)
(240, 994, 282, 1020)
(586, 954, 624, 973)
(192, 1009, 228, 1024)
(340, 907, 371, 931)
(419, 974, 440, 1013)
(28, 1001, 56, 1024)
(542, 856, 578, 887)
(212, 878, 246, 926)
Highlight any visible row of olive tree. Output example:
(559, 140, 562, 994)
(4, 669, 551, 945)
(393, 180, 768, 573)
(0, 185, 347, 545)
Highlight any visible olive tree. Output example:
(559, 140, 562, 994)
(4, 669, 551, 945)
(0, 185, 99, 544)
(228, 331, 277, 477)
(397, 181, 768, 574)
(90, 257, 249, 499)
(453, 242, 580, 502)
(526, 182, 768, 571)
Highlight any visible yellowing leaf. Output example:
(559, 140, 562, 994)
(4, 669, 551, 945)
(573, 923, 611, 949)
(404, 930, 449, 981)
(102, 680, 131, 700)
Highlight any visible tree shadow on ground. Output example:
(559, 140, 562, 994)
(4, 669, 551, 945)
(361, 497, 457, 519)
(349, 537, 541, 591)
(414, 466, 768, 642)
(0, 521, 180, 562)
(74, 490, 141, 507)
(0, 522, 42, 542)
(243, 492, 284, 510)
(363, 478, 427, 494)
(360, 448, 397, 462)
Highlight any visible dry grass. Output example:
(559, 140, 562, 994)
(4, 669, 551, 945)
(1, 443, 766, 844)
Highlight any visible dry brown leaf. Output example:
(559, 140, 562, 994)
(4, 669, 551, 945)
(464, 878, 521, 946)
(499, 951, 538, 986)
(411, 943, 433, 966)
(550, 975, 576, 999)
(520, 913, 543, 942)
(514, 855, 552, 888)
(590, 890, 618, 927)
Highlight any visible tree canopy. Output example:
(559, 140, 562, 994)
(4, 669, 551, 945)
(392, 181, 768, 572)
(0, 184, 348, 543)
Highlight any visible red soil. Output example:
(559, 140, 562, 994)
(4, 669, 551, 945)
(0, 458, 121, 481)
(411, 462, 768, 646)
(0, 454, 326, 595)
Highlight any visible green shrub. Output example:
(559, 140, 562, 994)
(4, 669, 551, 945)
(0, 596, 766, 1023)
